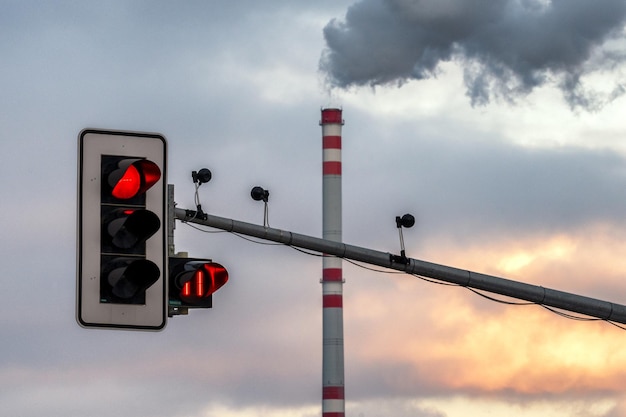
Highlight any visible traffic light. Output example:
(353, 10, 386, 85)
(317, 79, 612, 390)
(77, 129, 167, 330)
(169, 257, 228, 312)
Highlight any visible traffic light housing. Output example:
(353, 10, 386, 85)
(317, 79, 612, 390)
(169, 257, 228, 312)
(77, 129, 167, 330)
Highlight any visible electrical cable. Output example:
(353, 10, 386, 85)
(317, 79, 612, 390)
(182, 221, 226, 234)
(181, 220, 282, 245)
(181, 220, 624, 330)
(194, 182, 201, 208)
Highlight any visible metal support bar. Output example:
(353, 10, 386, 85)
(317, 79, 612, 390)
(167, 185, 188, 317)
(167, 184, 176, 257)
(174, 208, 626, 325)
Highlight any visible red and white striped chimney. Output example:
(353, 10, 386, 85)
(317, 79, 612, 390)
(320, 108, 345, 417)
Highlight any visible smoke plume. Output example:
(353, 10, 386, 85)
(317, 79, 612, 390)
(320, 0, 626, 109)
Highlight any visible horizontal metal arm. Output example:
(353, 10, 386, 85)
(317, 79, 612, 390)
(175, 207, 626, 325)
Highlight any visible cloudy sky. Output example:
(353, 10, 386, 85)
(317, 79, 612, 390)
(2, 0, 626, 416)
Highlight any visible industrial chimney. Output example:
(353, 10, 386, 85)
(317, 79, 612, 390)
(320, 108, 345, 417)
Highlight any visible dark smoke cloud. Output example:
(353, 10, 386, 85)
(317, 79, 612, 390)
(320, 0, 626, 109)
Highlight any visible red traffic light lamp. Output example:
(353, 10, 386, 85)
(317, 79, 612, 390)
(107, 159, 161, 200)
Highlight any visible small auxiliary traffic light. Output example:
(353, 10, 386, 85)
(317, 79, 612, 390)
(169, 257, 229, 309)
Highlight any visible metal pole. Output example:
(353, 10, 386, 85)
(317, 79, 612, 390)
(174, 208, 626, 325)
(168, 184, 176, 256)
(167, 184, 190, 317)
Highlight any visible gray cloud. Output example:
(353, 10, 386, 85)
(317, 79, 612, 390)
(2, 1, 626, 416)
(320, 0, 626, 109)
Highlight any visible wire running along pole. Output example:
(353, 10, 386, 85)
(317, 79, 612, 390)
(174, 208, 626, 326)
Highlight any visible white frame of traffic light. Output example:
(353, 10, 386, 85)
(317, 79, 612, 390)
(77, 129, 167, 331)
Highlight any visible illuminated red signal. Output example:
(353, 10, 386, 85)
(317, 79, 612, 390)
(180, 270, 210, 298)
(109, 159, 161, 200)
(180, 263, 228, 301)
(112, 164, 141, 199)
(169, 258, 229, 310)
